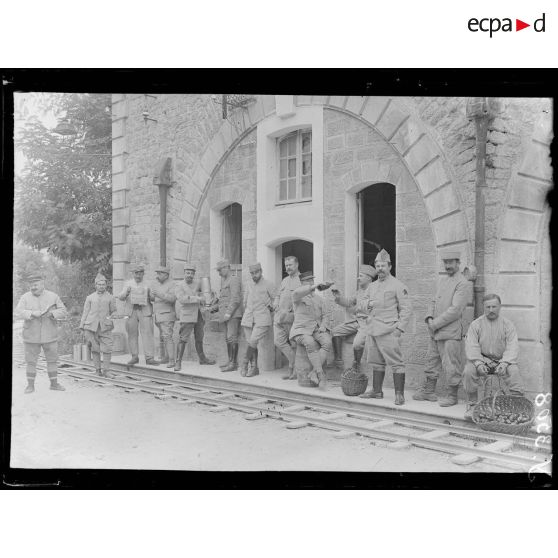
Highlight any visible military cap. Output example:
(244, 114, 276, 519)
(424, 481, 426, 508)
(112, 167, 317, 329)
(359, 264, 377, 278)
(375, 249, 391, 263)
(299, 271, 315, 281)
(183, 262, 197, 271)
(130, 263, 145, 273)
(215, 259, 230, 270)
(155, 265, 170, 274)
(26, 272, 44, 282)
(440, 250, 461, 261)
(94, 273, 107, 283)
(248, 263, 262, 272)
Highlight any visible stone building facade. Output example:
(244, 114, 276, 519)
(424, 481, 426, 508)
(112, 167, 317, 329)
(112, 94, 552, 396)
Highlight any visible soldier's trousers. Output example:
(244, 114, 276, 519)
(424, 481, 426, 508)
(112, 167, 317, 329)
(126, 308, 154, 358)
(274, 322, 296, 367)
(243, 325, 271, 349)
(424, 338, 463, 387)
(367, 332, 404, 374)
(225, 317, 241, 344)
(332, 320, 366, 350)
(24, 341, 58, 381)
(85, 326, 113, 371)
(292, 330, 332, 372)
(462, 361, 524, 395)
(156, 320, 175, 361)
(178, 318, 204, 344)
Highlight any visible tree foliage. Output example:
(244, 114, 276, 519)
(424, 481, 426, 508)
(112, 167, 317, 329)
(14, 93, 112, 276)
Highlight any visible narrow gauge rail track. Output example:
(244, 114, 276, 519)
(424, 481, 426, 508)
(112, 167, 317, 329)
(15, 352, 551, 471)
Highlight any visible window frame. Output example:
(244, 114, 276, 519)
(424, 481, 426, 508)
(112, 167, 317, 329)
(276, 129, 312, 206)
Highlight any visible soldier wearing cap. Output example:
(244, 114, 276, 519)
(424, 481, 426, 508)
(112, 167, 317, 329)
(174, 262, 215, 371)
(414, 250, 470, 406)
(359, 249, 412, 405)
(15, 271, 68, 393)
(150, 265, 177, 369)
(79, 273, 117, 378)
(290, 271, 333, 391)
(330, 264, 378, 374)
(272, 255, 301, 380)
(117, 263, 157, 366)
(240, 263, 277, 377)
(209, 259, 243, 372)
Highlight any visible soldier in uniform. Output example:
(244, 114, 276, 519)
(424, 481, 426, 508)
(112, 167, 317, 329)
(150, 265, 177, 369)
(79, 273, 117, 378)
(15, 271, 68, 393)
(174, 262, 215, 371)
(209, 259, 243, 372)
(414, 250, 469, 406)
(359, 249, 412, 405)
(240, 263, 277, 377)
(330, 264, 377, 373)
(290, 271, 333, 391)
(272, 255, 301, 380)
(463, 294, 525, 421)
(117, 263, 158, 366)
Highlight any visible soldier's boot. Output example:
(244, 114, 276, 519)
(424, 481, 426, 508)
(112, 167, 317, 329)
(220, 343, 232, 369)
(95, 368, 103, 377)
(166, 340, 176, 368)
(360, 369, 385, 398)
(222, 343, 239, 372)
(174, 342, 186, 372)
(127, 355, 139, 366)
(393, 372, 405, 406)
(413, 376, 438, 401)
(246, 347, 260, 377)
(241, 346, 255, 376)
(464, 391, 478, 422)
(281, 346, 296, 379)
(158, 338, 169, 364)
(196, 341, 216, 365)
(332, 336, 344, 369)
(317, 369, 328, 391)
(25, 371, 36, 394)
(439, 385, 459, 407)
(24, 380, 35, 394)
(145, 356, 160, 366)
(49, 377, 65, 391)
(101, 353, 115, 378)
(352, 347, 364, 374)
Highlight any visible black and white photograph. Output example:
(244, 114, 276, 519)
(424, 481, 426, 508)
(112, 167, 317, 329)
(6, 76, 553, 480)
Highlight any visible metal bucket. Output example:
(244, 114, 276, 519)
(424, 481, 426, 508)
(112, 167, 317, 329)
(81, 344, 91, 361)
(199, 276, 213, 306)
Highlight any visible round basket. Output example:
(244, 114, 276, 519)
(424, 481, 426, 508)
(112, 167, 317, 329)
(341, 367, 368, 396)
(472, 391, 535, 435)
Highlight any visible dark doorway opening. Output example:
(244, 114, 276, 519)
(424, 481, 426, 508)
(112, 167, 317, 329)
(222, 203, 242, 266)
(360, 183, 396, 276)
(281, 239, 313, 279)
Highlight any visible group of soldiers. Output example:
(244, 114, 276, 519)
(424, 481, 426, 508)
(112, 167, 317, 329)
(15, 248, 526, 421)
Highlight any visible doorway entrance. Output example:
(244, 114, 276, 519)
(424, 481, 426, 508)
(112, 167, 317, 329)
(358, 183, 396, 275)
(280, 239, 313, 279)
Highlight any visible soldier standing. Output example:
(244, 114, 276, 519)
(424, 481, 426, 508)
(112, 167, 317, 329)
(330, 264, 377, 373)
(414, 251, 469, 406)
(240, 263, 277, 377)
(15, 271, 68, 393)
(117, 263, 158, 366)
(290, 271, 333, 391)
(79, 273, 117, 378)
(174, 262, 215, 371)
(359, 249, 412, 405)
(273, 255, 301, 380)
(209, 259, 243, 372)
(150, 265, 177, 369)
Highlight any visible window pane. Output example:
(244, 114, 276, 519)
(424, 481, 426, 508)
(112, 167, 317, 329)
(279, 180, 287, 201)
(288, 178, 296, 199)
(301, 175, 312, 198)
(288, 158, 296, 178)
(302, 154, 312, 176)
(280, 159, 287, 179)
(288, 135, 296, 156)
(302, 133, 311, 153)
(279, 139, 287, 157)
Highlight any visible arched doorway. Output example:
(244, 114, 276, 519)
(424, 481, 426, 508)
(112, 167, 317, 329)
(358, 183, 396, 275)
(280, 239, 313, 278)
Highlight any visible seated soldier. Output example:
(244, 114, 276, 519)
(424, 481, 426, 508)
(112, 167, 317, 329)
(463, 293, 525, 421)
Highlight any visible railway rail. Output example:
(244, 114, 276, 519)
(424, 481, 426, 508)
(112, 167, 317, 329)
(13, 350, 552, 472)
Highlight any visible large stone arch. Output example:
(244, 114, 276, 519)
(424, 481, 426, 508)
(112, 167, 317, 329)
(173, 95, 472, 279)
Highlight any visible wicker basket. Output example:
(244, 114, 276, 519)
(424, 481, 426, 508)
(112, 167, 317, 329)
(341, 367, 368, 396)
(472, 376, 534, 435)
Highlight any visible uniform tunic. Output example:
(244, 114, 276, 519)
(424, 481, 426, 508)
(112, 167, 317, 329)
(332, 286, 370, 349)
(364, 274, 412, 374)
(212, 274, 243, 343)
(273, 272, 301, 366)
(242, 278, 277, 347)
(424, 272, 469, 386)
(80, 291, 117, 354)
(175, 280, 205, 343)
